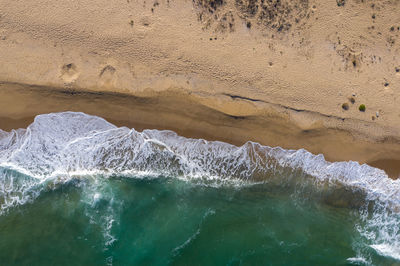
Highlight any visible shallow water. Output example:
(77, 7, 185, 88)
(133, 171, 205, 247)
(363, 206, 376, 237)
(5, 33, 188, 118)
(0, 112, 399, 265)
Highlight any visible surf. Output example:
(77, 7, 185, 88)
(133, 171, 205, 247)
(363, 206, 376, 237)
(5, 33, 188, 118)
(0, 111, 399, 264)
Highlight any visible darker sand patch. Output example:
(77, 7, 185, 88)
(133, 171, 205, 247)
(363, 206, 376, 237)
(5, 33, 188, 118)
(368, 159, 400, 179)
(1, 82, 400, 178)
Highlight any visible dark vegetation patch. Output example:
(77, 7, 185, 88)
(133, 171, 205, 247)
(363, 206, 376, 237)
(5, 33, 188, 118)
(336, 0, 345, 7)
(194, 0, 310, 33)
(215, 11, 235, 32)
(246, 21, 252, 28)
(336, 46, 363, 71)
(194, 0, 235, 33)
(193, 0, 225, 13)
(235, 0, 259, 17)
(257, 0, 309, 32)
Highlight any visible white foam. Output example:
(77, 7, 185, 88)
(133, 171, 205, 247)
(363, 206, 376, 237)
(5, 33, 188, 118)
(0, 111, 399, 260)
(370, 244, 400, 261)
(346, 257, 369, 265)
(0, 112, 399, 203)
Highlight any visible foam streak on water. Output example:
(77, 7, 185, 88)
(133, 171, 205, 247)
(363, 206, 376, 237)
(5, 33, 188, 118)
(0, 111, 399, 262)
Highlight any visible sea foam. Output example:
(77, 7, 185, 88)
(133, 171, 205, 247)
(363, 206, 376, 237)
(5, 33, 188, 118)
(0, 112, 399, 261)
(0, 112, 398, 202)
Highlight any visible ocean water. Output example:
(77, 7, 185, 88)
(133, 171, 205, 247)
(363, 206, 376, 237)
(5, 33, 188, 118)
(0, 112, 399, 265)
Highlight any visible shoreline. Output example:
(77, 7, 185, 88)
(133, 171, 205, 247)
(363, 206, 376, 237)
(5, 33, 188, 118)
(1, 82, 399, 178)
(1, 0, 400, 177)
(1, 0, 400, 263)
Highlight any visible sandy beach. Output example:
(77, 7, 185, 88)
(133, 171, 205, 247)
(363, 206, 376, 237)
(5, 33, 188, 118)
(1, 0, 400, 177)
(2, 2, 400, 262)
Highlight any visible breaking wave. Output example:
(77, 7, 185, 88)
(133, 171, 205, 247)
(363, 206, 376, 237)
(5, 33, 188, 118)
(0, 111, 399, 262)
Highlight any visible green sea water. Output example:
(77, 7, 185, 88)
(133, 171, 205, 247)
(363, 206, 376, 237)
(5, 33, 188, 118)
(1, 112, 399, 265)
(0, 175, 397, 265)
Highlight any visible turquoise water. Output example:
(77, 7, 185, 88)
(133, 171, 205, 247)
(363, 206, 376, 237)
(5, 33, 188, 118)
(0, 112, 399, 265)
(0, 173, 398, 265)
(0, 175, 385, 265)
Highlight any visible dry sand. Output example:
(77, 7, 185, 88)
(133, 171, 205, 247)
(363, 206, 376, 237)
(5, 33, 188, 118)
(0, 0, 400, 177)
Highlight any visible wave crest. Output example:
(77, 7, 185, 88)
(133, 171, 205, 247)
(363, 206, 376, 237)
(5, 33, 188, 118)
(0, 111, 399, 261)
(0, 112, 397, 202)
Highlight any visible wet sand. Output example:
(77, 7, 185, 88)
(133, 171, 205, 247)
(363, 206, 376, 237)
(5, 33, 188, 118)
(1, 82, 399, 178)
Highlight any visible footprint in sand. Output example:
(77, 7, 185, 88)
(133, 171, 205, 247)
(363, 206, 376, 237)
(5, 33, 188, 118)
(99, 65, 116, 87)
(60, 63, 80, 84)
(140, 16, 151, 27)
